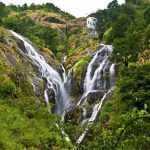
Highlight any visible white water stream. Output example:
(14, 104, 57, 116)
(11, 31, 71, 116)
(11, 31, 115, 144)
(77, 45, 114, 106)
(76, 45, 115, 144)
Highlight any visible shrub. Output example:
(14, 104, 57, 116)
(0, 76, 16, 98)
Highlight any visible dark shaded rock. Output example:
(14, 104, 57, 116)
(15, 38, 27, 53)
(32, 77, 44, 96)
(67, 70, 81, 97)
(44, 16, 65, 24)
(80, 64, 88, 94)
(57, 65, 65, 79)
(65, 106, 82, 124)
(47, 89, 55, 104)
(43, 77, 56, 104)
(86, 107, 93, 118)
(86, 91, 105, 104)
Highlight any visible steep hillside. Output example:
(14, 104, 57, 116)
(0, 1, 149, 150)
(0, 2, 100, 90)
(0, 2, 99, 62)
(0, 3, 99, 149)
(0, 26, 76, 149)
(79, 0, 150, 149)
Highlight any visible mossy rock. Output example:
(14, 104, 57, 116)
(73, 56, 91, 81)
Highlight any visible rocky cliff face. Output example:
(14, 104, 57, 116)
(0, 27, 61, 100)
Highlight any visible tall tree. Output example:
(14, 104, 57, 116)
(108, 0, 119, 8)
(0, 2, 8, 23)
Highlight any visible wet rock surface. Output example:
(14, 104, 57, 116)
(32, 77, 44, 96)
(65, 106, 82, 124)
(86, 91, 105, 104)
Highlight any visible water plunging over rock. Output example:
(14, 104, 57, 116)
(77, 45, 114, 106)
(10, 31, 71, 116)
(10, 30, 115, 144)
(76, 45, 115, 144)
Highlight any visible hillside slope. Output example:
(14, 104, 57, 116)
(0, 26, 76, 149)
(0, 2, 99, 61)
(0, 1, 149, 150)
(0, 3, 99, 149)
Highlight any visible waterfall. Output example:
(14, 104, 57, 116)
(76, 45, 115, 144)
(77, 45, 113, 106)
(76, 87, 114, 144)
(10, 31, 71, 116)
(10, 30, 115, 144)
(84, 45, 113, 93)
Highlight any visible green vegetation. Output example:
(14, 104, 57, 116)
(0, 75, 16, 99)
(0, 0, 149, 149)
(0, 2, 75, 59)
(73, 56, 91, 80)
(91, 0, 149, 65)
(0, 68, 74, 149)
(0, 49, 74, 150)
(0, 2, 99, 62)
(2, 14, 65, 56)
(0, 27, 74, 149)
(67, 27, 99, 55)
(0, 99, 74, 150)
(78, 0, 150, 149)
(79, 63, 150, 150)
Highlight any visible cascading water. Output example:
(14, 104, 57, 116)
(76, 45, 115, 144)
(10, 31, 71, 116)
(11, 30, 115, 144)
(77, 45, 114, 106)
(84, 45, 113, 93)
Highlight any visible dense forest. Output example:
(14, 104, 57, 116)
(0, 0, 149, 149)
